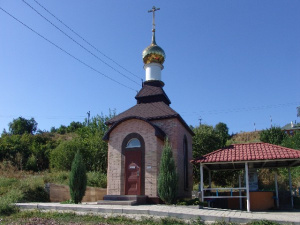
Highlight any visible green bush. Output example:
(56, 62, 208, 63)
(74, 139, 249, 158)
(26, 154, 38, 171)
(248, 220, 280, 225)
(87, 171, 107, 188)
(22, 186, 49, 202)
(260, 127, 287, 145)
(43, 171, 69, 185)
(158, 139, 178, 204)
(69, 151, 87, 204)
(18, 177, 49, 203)
(50, 140, 80, 171)
(0, 189, 23, 215)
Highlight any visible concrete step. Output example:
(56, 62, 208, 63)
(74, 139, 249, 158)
(97, 200, 137, 206)
(98, 195, 148, 205)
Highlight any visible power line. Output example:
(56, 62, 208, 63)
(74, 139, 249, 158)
(0, 6, 137, 92)
(180, 102, 300, 116)
(33, 0, 142, 81)
(22, 0, 141, 86)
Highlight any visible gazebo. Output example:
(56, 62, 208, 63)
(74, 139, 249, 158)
(192, 143, 300, 212)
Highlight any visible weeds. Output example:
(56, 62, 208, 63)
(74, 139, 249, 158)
(248, 220, 280, 225)
(0, 189, 23, 215)
(0, 210, 190, 224)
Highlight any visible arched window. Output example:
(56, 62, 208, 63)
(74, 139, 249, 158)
(183, 136, 189, 190)
(126, 138, 141, 148)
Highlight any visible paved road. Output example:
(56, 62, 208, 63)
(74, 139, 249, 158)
(16, 203, 300, 224)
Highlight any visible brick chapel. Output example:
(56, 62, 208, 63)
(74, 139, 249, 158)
(103, 7, 194, 202)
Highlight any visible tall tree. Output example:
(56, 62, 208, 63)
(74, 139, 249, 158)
(214, 122, 230, 147)
(260, 126, 287, 145)
(8, 117, 37, 135)
(192, 124, 225, 183)
(69, 151, 87, 204)
(158, 139, 178, 204)
(282, 131, 300, 150)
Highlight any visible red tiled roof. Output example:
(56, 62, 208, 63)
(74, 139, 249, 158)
(193, 143, 300, 164)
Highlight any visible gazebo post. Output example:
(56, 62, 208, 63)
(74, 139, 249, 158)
(245, 162, 250, 212)
(288, 167, 294, 208)
(274, 172, 279, 208)
(239, 174, 242, 210)
(208, 170, 212, 188)
(200, 163, 204, 202)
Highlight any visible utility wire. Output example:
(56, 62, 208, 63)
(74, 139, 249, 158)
(0, 6, 137, 92)
(33, 0, 142, 81)
(180, 101, 300, 116)
(22, 0, 141, 86)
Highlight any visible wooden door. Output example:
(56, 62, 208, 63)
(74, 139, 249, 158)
(125, 150, 141, 195)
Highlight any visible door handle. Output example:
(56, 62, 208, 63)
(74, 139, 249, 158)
(137, 171, 140, 177)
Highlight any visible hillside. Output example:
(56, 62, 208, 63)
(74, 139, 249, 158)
(230, 131, 261, 144)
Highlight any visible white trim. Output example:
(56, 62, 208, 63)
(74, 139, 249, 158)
(203, 196, 247, 199)
(199, 158, 300, 165)
(245, 162, 250, 212)
(239, 174, 242, 210)
(200, 163, 204, 202)
(203, 188, 246, 191)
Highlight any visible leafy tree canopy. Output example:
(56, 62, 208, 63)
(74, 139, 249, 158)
(214, 122, 230, 147)
(8, 117, 37, 135)
(259, 126, 287, 145)
(192, 123, 230, 183)
(282, 131, 300, 150)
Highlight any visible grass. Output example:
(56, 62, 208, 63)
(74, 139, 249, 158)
(0, 211, 283, 225)
(0, 210, 190, 225)
(0, 162, 106, 216)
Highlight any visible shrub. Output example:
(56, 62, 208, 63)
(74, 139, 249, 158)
(26, 154, 38, 171)
(50, 140, 80, 171)
(0, 189, 23, 216)
(260, 127, 287, 145)
(69, 151, 87, 204)
(87, 172, 107, 188)
(158, 138, 178, 204)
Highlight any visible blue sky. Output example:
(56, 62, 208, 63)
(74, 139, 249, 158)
(0, 0, 299, 134)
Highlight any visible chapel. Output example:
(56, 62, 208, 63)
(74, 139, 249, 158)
(103, 7, 194, 203)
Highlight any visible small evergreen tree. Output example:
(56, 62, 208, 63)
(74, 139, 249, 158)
(69, 151, 87, 204)
(158, 138, 178, 204)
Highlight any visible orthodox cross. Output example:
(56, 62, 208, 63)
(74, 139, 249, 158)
(148, 6, 160, 31)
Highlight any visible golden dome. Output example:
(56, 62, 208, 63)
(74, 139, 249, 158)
(142, 30, 165, 65)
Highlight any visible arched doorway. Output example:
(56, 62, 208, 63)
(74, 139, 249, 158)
(122, 133, 145, 195)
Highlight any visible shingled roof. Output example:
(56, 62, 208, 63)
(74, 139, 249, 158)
(192, 143, 300, 170)
(135, 81, 171, 105)
(106, 80, 194, 135)
(107, 101, 178, 124)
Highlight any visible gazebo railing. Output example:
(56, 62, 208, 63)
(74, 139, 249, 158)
(202, 187, 247, 199)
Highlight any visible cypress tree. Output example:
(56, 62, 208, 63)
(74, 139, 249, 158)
(158, 138, 178, 204)
(69, 151, 87, 204)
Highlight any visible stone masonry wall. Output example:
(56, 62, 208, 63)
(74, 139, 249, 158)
(107, 119, 159, 197)
(107, 117, 193, 198)
(152, 118, 193, 198)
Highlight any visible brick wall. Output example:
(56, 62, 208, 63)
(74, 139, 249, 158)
(107, 119, 159, 197)
(107, 117, 193, 198)
(152, 118, 193, 198)
(45, 183, 106, 202)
